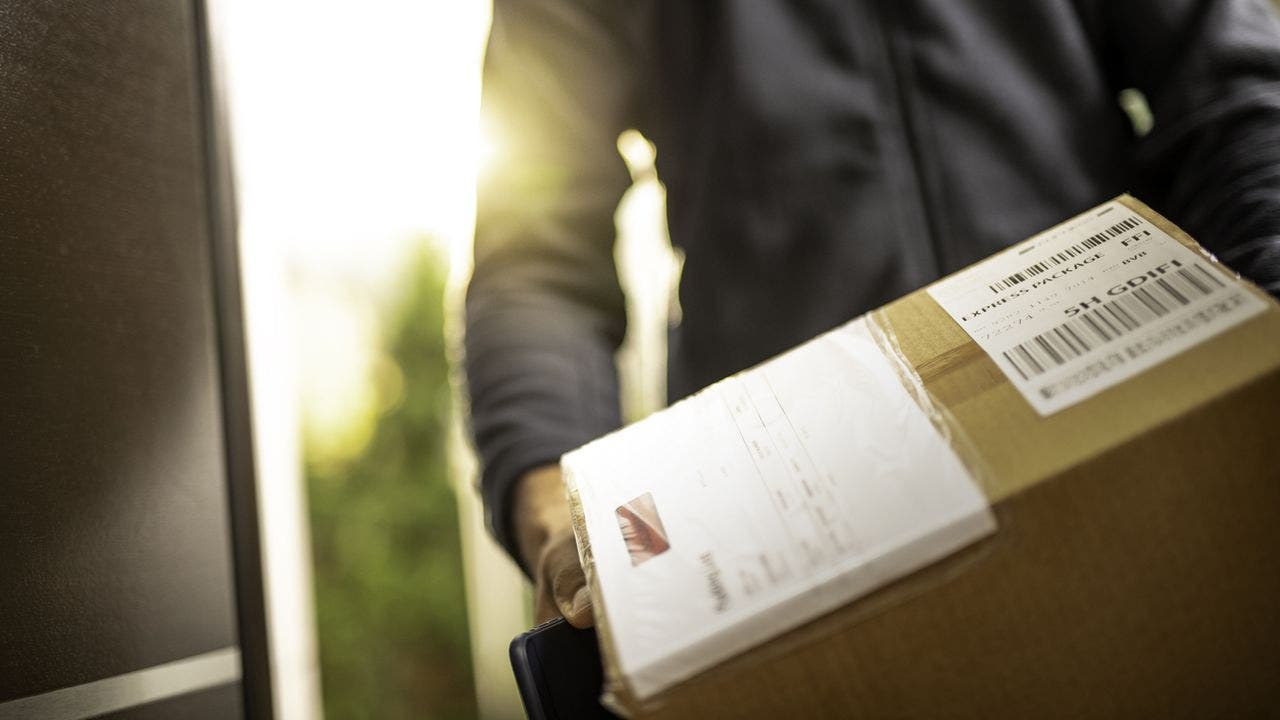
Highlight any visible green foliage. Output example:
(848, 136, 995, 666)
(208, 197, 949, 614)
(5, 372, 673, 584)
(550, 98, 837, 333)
(307, 247, 477, 720)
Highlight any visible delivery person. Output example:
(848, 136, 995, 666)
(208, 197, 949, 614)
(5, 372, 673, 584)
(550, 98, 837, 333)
(463, 0, 1280, 627)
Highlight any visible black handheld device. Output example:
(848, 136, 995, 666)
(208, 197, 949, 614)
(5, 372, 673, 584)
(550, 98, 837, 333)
(509, 618, 619, 720)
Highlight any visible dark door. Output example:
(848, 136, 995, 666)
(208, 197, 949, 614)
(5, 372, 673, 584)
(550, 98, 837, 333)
(0, 1, 268, 717)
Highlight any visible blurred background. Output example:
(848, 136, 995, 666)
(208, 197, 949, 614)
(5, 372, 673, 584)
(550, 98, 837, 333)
(216, 1, 673, 718)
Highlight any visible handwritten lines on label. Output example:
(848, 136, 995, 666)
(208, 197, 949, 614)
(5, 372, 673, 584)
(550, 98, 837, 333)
(1000, 262, 1225, 381)
(988, 216, 1142, 295)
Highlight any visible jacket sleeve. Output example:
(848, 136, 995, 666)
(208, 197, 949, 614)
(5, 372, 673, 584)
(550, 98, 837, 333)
(464, 0, 639, 564)
(1087, 0, 1280, 293)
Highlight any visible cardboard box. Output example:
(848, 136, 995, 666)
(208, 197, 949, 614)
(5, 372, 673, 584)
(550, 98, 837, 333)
(563, 196, 1280, 718)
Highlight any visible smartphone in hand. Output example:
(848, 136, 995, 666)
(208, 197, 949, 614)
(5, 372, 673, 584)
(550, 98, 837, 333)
(509, 618, 618, 720)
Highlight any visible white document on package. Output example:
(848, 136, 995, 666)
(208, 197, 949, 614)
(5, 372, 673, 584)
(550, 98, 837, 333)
(562, 317, 996, 701)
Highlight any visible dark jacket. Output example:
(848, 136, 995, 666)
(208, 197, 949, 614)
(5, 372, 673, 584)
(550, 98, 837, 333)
(465, 0, 1280, 561)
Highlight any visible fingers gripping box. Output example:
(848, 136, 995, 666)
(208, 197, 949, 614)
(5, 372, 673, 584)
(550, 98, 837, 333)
(562, 197, 1280, 718)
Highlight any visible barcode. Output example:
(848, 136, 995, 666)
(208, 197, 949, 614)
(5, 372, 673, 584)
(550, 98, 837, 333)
(988, 216, 1142, 294)
(1000, 263, 1225, 380)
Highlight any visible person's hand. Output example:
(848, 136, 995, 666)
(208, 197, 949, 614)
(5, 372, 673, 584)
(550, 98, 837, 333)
(513, 464, 594, 628)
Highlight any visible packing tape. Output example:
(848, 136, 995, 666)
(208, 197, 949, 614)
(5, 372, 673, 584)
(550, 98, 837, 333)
(866, 307, 999, 496)
(565, 475, 635, 718)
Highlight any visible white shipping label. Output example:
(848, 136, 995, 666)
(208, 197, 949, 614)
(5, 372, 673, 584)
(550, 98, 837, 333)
(563, 317, 995, 701)
(928, 200, 1268, 415)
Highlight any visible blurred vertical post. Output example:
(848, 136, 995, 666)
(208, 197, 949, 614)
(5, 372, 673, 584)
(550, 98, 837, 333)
(445, 411, 530, 720)
(210, 0, 323, 716)
(441, 4, 531, 719)
(614, 131, 679, 425)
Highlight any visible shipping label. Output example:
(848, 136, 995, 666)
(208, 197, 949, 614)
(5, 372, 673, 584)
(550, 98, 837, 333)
(928, 200, 1268, 415)
(563, 317, 994, 700)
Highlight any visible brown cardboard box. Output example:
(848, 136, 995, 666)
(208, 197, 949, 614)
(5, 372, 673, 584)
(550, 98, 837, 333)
(573, 197, 1280, 718)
